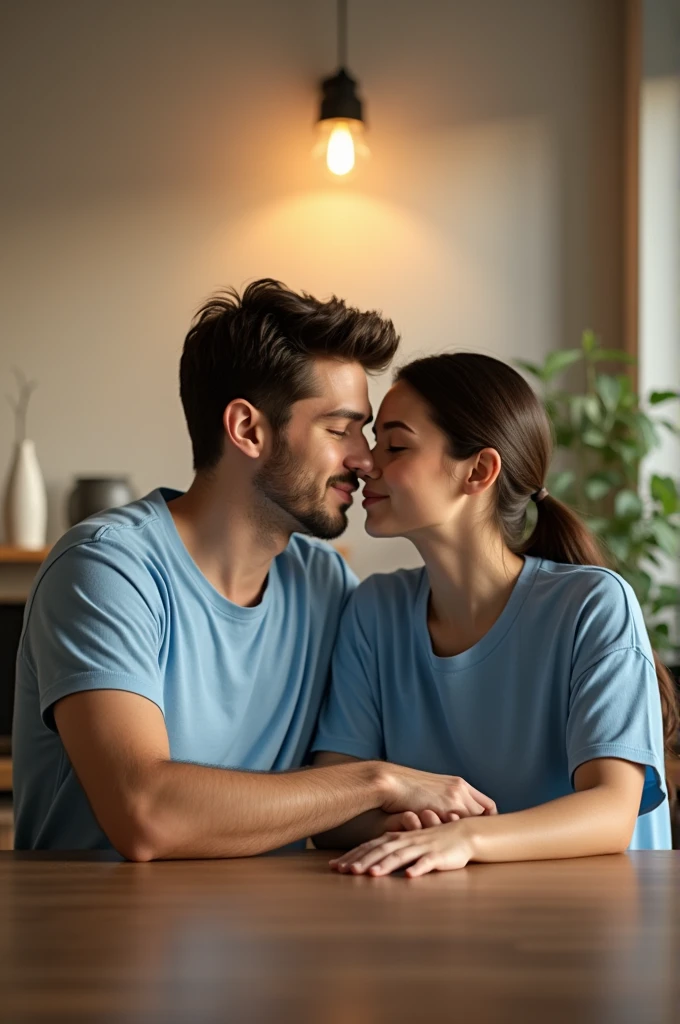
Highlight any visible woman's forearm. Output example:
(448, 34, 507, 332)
(327, 762, 646, 877)
(463, 785, 639, 863)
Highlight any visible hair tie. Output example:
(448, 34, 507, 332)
(531, 487, 549, 503)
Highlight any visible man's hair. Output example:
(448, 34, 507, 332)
(179, 278, 400, 470)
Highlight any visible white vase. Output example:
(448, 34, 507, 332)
(3, 439, 48, 549)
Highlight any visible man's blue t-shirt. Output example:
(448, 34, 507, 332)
(13, 488, 357, 851)
(312, 555, 671, 850)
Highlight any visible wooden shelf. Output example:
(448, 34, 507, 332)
(0, 546, 50, 564)
(0, 757, 12, 791)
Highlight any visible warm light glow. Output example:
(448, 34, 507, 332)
(326, 121, 356, 175)
(314, 118, 367, 177)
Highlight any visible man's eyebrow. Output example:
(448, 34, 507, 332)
(317, 408, 374, 426)
(372, 419, 416, 436)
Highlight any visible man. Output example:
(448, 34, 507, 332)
(13, 279, 476, 859)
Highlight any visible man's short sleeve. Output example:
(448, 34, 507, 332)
(22, 541, 165, 731)
(311, 585, 384, 761)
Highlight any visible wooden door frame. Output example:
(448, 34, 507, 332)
(624, 0, 641, 388)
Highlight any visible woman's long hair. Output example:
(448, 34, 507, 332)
(397, 352, 679, 758)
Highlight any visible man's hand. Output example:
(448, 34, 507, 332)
(380, 764, 497, 820)
(383, 809, 461, 832)
(312, 752, 497, 851)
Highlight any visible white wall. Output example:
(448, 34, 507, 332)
(640, 77, 680, 472)
(639, 0, 680, 636)
(640, 0, 680, 469)
(0, 0, 626, 577)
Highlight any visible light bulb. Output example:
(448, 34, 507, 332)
(314, 117, 368, 177)
(326, 121, 355, 175)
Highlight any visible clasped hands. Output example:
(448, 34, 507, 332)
(330, 776, 496, 878)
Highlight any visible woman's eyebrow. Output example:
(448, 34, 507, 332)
(372, 420, 416, 436)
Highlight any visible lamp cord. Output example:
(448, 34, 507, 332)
(337, 0, 347, 69)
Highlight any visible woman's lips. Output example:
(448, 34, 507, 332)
(362, 493, 388, 508)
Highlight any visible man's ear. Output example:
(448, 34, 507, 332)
(463, 447, 501, 497)
(223, 400, 270, 460)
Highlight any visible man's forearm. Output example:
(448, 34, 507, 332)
(128, 759, 388, 860)
(462, 786, 638, 863)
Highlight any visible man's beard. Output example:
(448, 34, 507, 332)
(254, 434, 355, 541)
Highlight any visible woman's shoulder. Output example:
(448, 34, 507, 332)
(530, 558, 649, 655)
(533, 558, 638, 607)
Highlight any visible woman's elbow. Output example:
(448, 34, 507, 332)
(605, 808, 638, 854)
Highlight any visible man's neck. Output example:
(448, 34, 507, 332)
(167, 474, 290, 607)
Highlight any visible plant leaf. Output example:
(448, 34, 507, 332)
(609, 438, 640, 467)
(568, 395, 587, 429)
(650, 518, 679, 556)
(543, 350, 583, 381)
(549, 470, 576, 498)
(583, 395, 601, 423)
(606, 535, 631, 563)
(614, 489, 643, 519)
(648, 623, 672, 651)
(638, 415, 660, 452)
(586, 516, 609, 534)
(581, 329, 597, 354)
(585, 475, 613, 501)
(649, 391, 679, 405)
(590, 349, 636, 364)
(595, 374, 622, 413)
(651, 585, 680, 614)
(650, 475, 679, 516)
(582, 428, 606, 448)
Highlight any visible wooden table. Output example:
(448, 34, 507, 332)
(1, 850, 678, 1023)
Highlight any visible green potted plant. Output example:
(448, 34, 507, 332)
(517, 330, 680, 674)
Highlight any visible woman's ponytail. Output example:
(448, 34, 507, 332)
(522, 491, 604, 566)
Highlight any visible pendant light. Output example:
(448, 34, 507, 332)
(315, 0, 368, 176)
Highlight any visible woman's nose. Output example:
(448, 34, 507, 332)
(358, 448, 382, 481)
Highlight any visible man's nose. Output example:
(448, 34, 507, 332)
(345, 435, 374, 476)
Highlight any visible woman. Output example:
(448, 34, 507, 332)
(312, 352, 678, 876)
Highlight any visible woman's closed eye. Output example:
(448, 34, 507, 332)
(386, 445, 407, 453)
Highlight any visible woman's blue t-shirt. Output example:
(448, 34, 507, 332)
(312, 555, 671, 850)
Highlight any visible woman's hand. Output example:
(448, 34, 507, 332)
(329, 820, 474, 877)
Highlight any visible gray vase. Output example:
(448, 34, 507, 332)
(67, 476, 134, 526)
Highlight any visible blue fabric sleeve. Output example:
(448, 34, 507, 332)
(22, 541, 165, 731)
(336, 551, 360, 609)
(566, 646, 667, 815)
(311, 587, 384, 760)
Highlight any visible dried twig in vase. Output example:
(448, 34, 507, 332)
(6, 367, 37, 445)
